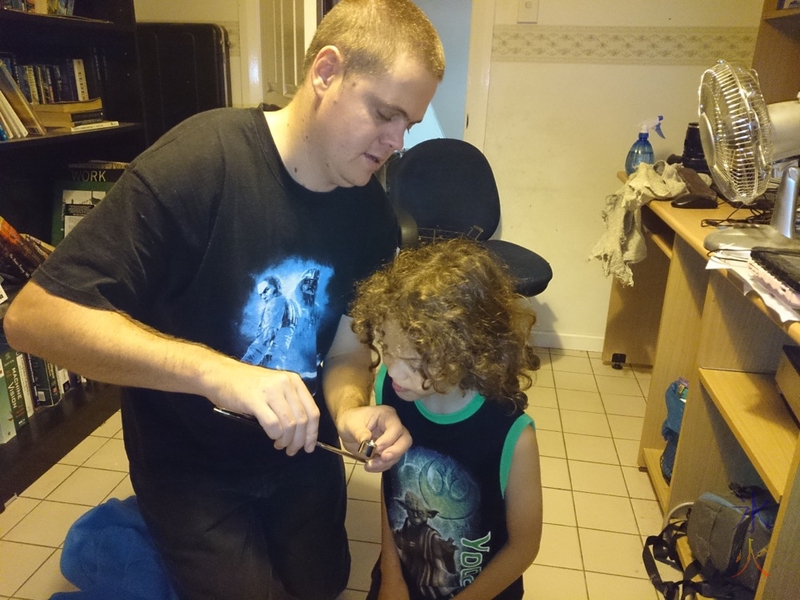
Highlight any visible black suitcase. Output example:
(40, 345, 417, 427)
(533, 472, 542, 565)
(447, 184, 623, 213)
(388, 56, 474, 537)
(136, 23, 232, 146)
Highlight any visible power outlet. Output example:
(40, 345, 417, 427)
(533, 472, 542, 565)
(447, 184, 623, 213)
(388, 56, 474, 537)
(517, 0, 539, 24)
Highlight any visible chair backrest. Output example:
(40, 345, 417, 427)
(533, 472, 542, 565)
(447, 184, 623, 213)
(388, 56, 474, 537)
(387, 138, 501, 242)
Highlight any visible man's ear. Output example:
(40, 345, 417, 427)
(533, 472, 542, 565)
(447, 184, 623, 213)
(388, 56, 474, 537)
(310, 46, 344, 95)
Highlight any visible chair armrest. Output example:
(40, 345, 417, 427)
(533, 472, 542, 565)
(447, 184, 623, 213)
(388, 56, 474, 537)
(394, 205, 420, 248)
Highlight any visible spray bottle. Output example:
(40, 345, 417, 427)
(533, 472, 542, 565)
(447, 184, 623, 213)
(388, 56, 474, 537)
(625, 116, 665, 175)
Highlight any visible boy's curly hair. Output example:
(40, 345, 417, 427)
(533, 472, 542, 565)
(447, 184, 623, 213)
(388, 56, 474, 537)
(350, 238, 540, 411)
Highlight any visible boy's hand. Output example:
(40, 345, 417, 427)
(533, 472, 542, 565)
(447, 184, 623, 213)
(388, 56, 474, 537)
(336, 405, 412, 472)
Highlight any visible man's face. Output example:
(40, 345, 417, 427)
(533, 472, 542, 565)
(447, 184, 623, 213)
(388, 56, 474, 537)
(259, 284, 276, 301)
(316, 54, 438, 189)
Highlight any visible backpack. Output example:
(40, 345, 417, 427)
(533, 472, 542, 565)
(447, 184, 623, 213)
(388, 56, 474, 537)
(643, 484, 778, 600)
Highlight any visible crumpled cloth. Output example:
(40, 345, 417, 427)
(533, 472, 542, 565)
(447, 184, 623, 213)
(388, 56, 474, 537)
(590, 161, 686, 286)
(51, 496, 179, 600)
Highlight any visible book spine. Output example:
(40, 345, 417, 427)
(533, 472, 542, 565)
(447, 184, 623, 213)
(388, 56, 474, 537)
(50, 64, 65, 103)
(64, 120, 119, 133)
(23, 65, 40, 104)
(71, 58, 89, 102)
(0, 90, 26, 138)
(14, 65, 32, 104)
(15, 351, 35, 418)
(27, 354, 59, 407)
(45, 361, 62, 404)
(0, 368, 16, 444)
(58, 59, 76, 102)
(1, 350, 28, 430)
(0, 217, 44, 279)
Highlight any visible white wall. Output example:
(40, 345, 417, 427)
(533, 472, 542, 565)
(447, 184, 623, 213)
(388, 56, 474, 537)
(132, 0, 765, 354)
(485, 0, 763, 351)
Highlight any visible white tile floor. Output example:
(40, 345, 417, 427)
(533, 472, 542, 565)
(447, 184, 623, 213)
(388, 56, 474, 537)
(0, 348, 665, 599)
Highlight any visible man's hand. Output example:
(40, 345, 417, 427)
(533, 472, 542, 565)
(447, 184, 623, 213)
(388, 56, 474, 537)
(336, 405, 412, 472)
(206, 361, 320, 456)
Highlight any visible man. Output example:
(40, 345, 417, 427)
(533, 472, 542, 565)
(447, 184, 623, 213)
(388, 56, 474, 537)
(3, 0, 444, 598)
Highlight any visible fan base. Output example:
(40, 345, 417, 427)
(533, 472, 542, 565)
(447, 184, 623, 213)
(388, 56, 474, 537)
(703, 225, 800, 252)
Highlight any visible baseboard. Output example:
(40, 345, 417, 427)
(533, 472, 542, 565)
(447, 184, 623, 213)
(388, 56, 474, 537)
(532, 330, 605, 353)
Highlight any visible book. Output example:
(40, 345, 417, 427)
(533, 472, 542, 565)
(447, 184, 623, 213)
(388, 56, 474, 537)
(0, 90, 26, 138)
(0, 368, 15, 444)
(0, 217, 45, 280)
(57, 121, 119, 133)
(56, 59, 77, 102)
(21, 233, 54, 263)
(34, 108, 105, 129)
(13, 64, 33, 105)
(71, 58, 89, 101)
(31, 97, 103, 113)
(27, 354, 61, 407)
(51, 120, 119, 133)
(21, 64, 40, 104)
(15, 351, 35, 418)
(1, 348, 28, 430)
(0, 61, 46, 135)
(67, 160, 128, 184)
(52, 172, 122, 243)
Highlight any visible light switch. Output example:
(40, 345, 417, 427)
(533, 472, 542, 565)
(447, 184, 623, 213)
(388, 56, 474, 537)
(517, 0, 539, 24)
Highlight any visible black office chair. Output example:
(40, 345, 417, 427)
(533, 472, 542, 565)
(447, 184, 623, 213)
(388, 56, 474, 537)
(386, 138, 552, 297)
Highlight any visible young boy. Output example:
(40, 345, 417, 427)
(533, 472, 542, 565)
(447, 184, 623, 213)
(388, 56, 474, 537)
(351, 238, 543, 600)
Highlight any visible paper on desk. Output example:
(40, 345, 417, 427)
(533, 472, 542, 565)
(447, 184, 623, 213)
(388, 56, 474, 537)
(706, 248, 800, 323)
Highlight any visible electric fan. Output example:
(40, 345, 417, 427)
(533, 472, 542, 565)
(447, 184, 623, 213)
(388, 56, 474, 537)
(698, 60, 800, 251)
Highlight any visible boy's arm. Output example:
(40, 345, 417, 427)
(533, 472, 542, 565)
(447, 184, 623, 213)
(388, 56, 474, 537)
(377, 481, 411, 600)
(453, 425, 543, 599)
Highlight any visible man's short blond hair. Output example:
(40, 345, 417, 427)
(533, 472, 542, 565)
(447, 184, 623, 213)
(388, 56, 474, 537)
(302, 0, 445, 82)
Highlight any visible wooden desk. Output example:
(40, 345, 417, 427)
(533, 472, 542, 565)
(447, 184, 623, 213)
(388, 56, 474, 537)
(605, 200, 800, 598)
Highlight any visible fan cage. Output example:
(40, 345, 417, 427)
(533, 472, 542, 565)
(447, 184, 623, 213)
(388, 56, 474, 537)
(699, 60, 774, 204)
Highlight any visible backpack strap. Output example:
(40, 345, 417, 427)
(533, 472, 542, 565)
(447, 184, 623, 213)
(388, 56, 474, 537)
(643, 520, 742, 599)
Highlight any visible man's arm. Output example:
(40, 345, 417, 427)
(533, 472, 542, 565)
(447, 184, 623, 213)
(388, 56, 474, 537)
(322, 315, 411, 472)
(3, 281, 320, 454)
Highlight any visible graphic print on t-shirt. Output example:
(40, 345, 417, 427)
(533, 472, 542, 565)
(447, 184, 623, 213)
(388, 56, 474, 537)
(388, 446, 489, 598)
(240, 258, 331, 383)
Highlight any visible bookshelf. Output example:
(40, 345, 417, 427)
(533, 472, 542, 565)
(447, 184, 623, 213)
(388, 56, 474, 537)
(0, 1, 146, 240)
(0, 0, 143, 510)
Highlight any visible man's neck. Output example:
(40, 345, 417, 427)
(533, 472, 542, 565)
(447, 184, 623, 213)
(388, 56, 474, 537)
(263, 98, 332, 192)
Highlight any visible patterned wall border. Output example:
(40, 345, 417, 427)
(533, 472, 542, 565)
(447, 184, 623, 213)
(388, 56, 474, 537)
(493, 25, 758, 66)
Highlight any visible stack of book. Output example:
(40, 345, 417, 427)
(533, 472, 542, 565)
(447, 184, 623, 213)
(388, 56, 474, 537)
(0, 61, 45, 139)
(0, 217, 77, 443)
(0, 52, 120, 138)
(32, 97, 117, 132)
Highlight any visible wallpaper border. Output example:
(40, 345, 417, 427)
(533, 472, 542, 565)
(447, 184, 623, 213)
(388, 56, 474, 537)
(493, 25, 758, 66)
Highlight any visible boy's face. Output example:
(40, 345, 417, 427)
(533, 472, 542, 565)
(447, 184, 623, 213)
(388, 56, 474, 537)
(316, 53, 438, 189)
(378, 320, 435, 402)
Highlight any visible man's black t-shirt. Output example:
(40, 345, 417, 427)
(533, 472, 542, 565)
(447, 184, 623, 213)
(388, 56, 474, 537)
(33, 106, 398, 474)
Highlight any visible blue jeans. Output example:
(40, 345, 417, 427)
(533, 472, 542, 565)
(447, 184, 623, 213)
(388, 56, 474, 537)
(131, 449, 350, 600)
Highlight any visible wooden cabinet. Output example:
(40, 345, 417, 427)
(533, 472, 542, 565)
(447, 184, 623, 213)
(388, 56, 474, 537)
(619, 199, 800, 597)
(604, 2, 800, 596)
(0, 1, 143, 510)
(752, 2, 800, 104)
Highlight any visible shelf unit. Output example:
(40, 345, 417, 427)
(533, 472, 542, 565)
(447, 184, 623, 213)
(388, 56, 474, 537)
(752, 5, 800, 104)
(0, 3, 146, 240)
(603, 2, 800, 596)
(617, 202, 800, 597)
(0, 1, 143, 510)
